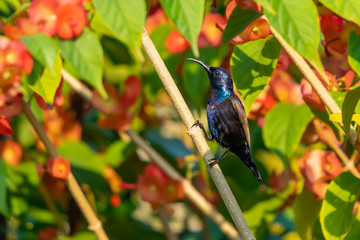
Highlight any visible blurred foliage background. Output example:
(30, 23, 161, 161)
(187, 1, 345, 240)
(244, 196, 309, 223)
(1, 0, 360, 239)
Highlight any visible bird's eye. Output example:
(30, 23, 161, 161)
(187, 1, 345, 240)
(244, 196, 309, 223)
(214, 71, 220, 76)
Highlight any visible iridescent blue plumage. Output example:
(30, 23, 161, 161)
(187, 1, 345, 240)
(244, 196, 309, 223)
(188, 58, 262, 181)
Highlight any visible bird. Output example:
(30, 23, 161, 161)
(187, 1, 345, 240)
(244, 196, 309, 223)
(187, 58, 262, 181)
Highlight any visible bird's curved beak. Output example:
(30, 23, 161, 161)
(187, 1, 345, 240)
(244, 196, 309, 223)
(187, 58, 211, 74)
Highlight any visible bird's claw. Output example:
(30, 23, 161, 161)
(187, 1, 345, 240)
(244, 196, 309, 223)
(192, 120, 201, 128)
(206, 158, 219, 168)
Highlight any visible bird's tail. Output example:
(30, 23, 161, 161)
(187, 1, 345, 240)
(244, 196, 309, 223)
(233, 145, 263, 181)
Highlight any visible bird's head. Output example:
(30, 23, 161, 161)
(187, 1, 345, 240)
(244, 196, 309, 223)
(187, 58, 234, 93)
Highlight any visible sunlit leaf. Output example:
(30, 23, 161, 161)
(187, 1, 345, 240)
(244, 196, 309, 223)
(319, 0, 360, 27)
(263, 103, 313, 159)
(160, 0, 204, 57)
(28, 54, 62, 104)
(348, 32, 360, 77)
(92, 0, 146, 54)
(59, 28, 107, 98)
(21, 34, 57, 73)
(320, 172, 360, 240)
(231, 36, 281, 114)
(264, 0, 323, 72)
(342, 86, 360, 135)
(294, 188, 322, 239)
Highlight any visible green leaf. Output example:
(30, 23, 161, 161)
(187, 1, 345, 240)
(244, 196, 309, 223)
(294, 188, 322, 239)
(0, 160, 7, 217)
(58, 141, 106, 174)
(21, 34, 57, 73)
(264, 0, 323, 72)
(342, 86, 360, 135)
(348, 31, 360, 77)
(345, 214, 360, 240)
(59, 28, 107, 98)
(222, 7, 261, 46)
(263, 103, 314, 159)
(320, 172, 360, 240)
(28, 54, 62, 104)
(104, 141, 129, 167)
(230, 36, 281, 114)
(160, 0, 205, 57)
(319, 0, 360, 27)
(254, 0, 276, 14)
(92, 0, 145, 52)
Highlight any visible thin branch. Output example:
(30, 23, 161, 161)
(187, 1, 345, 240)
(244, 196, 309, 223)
(38, 183, 67, 235)
(158, 207, 178, 240)
(313, 119, 360, 178)
(22, 100, 109, 240)
(270, 26, 360, 152)
(141, 29, 255, 239)
(62, 68, 241, 240)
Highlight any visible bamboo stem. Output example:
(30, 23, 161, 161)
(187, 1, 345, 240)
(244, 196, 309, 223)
(22, 100, 109, 240)
(62, 68, 241, 240)
(270, 26, 360, 152)
(141, 29, 254, 239)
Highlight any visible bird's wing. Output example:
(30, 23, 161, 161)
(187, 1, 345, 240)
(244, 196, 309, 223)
(229, 94, 251, 149)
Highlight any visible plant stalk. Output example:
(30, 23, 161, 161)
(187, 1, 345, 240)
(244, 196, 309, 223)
(22, 100, 109, 240)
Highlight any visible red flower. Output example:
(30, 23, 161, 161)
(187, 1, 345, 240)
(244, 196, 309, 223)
(56, 3, 87, 39)
(120, 76, 141, 108)
(0, 118, 13, 135)
(137, 163, 184, 209)
(0, 94, 22, 118)
(110, 194, 121, 207)
(235, 0, 262, 12)
(36, 163, 45, 178)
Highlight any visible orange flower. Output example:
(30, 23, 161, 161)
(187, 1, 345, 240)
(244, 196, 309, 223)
(145, 8, 169, 34)
(165, 29, 189, 54)
(0, 139, 22, 166)
(239, 18, 270, 42)
(47, 156, 71, 179)
(28, 0, 59, 36)
(299, 150, 342, 199)
(198, 13, 226, 47)
(56, 3, 87, 39)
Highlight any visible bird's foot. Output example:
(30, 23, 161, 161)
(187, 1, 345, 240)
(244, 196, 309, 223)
(206, 158, 220, 168)
(192, 120, 203, 128)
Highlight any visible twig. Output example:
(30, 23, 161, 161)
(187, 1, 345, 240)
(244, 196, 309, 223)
(141, 29, 255, 239)
(158, 207, 178, 240)
(61, 68, 241, 240)
(38, 183, 67, 235)
(313, 119, 360, 178)
(270, 26, 360, 152)
(22, 100, 109, 240)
